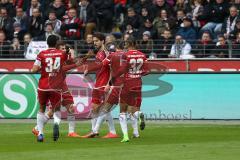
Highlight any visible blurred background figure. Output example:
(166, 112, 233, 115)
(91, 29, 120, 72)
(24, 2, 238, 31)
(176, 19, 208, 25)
(23, 33, 32, 56)
(60, 7, 82, 41)
(0, 31, 10, 58)
(137, 31, 154, 57)
(45, 10, 62, 34)
(169, 34, 194, 59)
(78, 33, 94, 55)
(79, 0, 96, 38)
(9, 37, 24, 58)
(214, 35, 229, 58)
(193, 31, 215, 57)
(155, 29, 173, 58)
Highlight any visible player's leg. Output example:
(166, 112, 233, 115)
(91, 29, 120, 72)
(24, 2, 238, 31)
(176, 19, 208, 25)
(32, 107, 53, 136)
(135, 89, 145, 131)
(104, 111, 118, 138)
(66, 104, 80, 137)
(97, 87, 119, 138)
(82, 87, 103, 138)
(62, 91, 80, 137)
(50, 91, 62, 141)
(81, 102, 101, 138)
(52, 107, 61, 141)
(128, 86, 144, 138)
(35, 90, 51, 142)
(119, 103, 129, 142)
(92, 103, 110, 135)
(128, 106, 140, 138)
(119, 84, 130, 142)
(36, 104, 48, 142)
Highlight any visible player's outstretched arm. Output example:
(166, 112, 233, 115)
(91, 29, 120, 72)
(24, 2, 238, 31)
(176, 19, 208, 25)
(31, 65, 40, 73)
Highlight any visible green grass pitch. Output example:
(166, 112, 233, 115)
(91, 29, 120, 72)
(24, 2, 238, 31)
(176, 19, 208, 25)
(0, 121, 240, 160)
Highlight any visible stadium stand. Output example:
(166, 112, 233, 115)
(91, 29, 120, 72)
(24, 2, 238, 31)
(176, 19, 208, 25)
(0, 0, 240, 58)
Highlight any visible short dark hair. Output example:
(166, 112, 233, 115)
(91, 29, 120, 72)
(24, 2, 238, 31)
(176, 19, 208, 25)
(125, 36, 136, 48)
(48, 10, 56, 15)
(47, 35, 59, 47)
(93, 32, 105, 41)
(116, 41, 125, 50)
(56, 41, 66, 49)
(45, 22, 53, 28)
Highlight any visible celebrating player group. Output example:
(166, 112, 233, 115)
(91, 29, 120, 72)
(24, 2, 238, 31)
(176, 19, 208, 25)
(31, 33, 149, 143)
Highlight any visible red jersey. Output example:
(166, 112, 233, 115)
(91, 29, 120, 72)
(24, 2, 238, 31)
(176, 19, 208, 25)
(113, 50, 147, 79)
(87, 50, 111, 87)
(95, 50, 111, 87)
(34, 48, 67, 90)
(107, 50, 125, 85)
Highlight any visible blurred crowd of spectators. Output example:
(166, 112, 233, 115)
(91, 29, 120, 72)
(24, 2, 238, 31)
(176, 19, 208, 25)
(0, 0, 240, 58)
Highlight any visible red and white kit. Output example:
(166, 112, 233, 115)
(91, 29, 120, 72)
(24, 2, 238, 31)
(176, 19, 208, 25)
(87, 50, 111, 104)
(115, 50, 148, 108)
(34, 48, 69, 109)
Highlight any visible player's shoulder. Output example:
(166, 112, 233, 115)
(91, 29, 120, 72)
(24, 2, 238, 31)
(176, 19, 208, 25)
(126, 50, 146, 57)
(44, 48, 64, 56)
(111, 51, 124, 57)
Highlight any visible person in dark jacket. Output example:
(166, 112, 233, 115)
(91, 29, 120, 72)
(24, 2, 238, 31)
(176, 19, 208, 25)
(153, 0, 174, 18)
(133, 0, 154, 15)
(0, 7, 14, 41)
(13, 8, 28, 32)
(193, 31, 215, 57)
(122, 7, 141, 31)
(79, 0, 97, 38)
(199, 0, 230, 39)
(176, 16, 197, 44)
(221, 5, 239, 39)
(155, 29, 174, 58)
(229, 18, 240, 40)
(0, 0, 16, 18)
(232, 32, 240, 58)
(28, 8, 44, 38)
(0, 31, 10, 58)
(45, 0, 66, 20)
(138, 18, 158, 39)
(215, 35, 229, 58)
(92, 0, 114, 33)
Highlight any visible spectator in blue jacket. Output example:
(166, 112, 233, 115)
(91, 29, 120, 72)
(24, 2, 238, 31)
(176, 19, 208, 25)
(176, 16, 197, 44)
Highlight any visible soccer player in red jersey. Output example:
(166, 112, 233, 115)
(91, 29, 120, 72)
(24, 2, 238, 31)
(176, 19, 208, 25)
(31, 42, 83, 139)
(90, 44, 124, 138)
(91, 42, 125, 138)
(82, 33, 118, 138)
(55, 42, 81, 137)
(31, 35, 76, 142)
(113, 38, 148, 142)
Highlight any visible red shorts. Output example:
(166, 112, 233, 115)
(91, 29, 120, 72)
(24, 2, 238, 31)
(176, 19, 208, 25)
(91, 87, 106, 104)
(38, 89, 61, 109)
(120, 79, 142, 108)
(62, 90, 74, 106)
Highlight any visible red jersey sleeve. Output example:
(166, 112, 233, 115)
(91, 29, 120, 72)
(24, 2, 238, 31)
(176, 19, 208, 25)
(34, 52, 43, 67)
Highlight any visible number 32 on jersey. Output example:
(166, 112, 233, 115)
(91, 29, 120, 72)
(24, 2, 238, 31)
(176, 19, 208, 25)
(129, 58, 144, 74)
